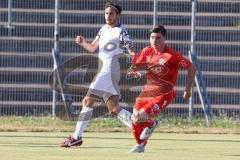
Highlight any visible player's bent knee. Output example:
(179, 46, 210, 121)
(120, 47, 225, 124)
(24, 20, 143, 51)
(109, 108, 118, 116)
(82, 97, 93, 107)
(131, 114, 140, 123)
(131, 111, 148, 123)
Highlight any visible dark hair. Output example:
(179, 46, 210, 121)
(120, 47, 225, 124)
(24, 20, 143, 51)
(104, 2, 122, 14)
(151, 25, 167, 36)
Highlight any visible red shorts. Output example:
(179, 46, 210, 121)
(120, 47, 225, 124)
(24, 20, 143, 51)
(134, 91, 175, 117)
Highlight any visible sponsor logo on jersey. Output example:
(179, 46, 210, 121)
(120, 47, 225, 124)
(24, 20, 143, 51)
(104, 42, 117, 51)
(159, 58, 166, 66)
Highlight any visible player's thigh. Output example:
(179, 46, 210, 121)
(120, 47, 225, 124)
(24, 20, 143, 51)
(134, 98, 150, 111)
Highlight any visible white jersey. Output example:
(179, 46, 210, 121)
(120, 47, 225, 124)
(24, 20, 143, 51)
(89, 24, 132, 99)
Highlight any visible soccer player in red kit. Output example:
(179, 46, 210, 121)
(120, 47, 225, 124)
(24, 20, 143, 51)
(127, 25, 196, 153)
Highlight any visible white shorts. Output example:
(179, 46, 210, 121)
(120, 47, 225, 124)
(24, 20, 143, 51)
(88, 72, 120, 102)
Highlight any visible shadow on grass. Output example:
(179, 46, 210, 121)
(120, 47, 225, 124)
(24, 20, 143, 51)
(1, 134, 240, 143)
(1, 142, 129, 150)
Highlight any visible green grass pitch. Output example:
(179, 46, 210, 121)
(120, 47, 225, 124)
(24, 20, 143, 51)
(0, 132, 239, 160)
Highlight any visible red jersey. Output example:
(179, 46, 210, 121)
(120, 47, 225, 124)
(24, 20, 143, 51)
(132, 45, 192, 96)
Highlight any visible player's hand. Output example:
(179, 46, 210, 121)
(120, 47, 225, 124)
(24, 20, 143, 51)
(133, 71, 141, 79)
(127, 67, 141, 79)
(76, 36, 85, 45)
(127, 71, 141, 79)
(183, 90, 191, 101)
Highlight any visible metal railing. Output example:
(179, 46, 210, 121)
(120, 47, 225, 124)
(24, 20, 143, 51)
(0, 0, 239, 120)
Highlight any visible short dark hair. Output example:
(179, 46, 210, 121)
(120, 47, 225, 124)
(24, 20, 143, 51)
(104, 2, 122, 14)
(150, 25, 167, 36)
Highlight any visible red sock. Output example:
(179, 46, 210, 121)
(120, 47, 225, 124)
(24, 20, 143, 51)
(138, 119, 154, 128)
(132, 122, 145, 144)
(131, 120, 153, 145)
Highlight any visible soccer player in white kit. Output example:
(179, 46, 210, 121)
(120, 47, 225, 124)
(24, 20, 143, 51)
(60, 2, 135, 147)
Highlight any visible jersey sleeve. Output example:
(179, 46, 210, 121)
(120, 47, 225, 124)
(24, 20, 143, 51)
(119, 26, 133, 50)
(95, 25, 104, 41)
(130, 48, 148, 71)
(171, 52, 192, 69)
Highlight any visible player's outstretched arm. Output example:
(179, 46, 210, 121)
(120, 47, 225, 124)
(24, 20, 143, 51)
(183, 64, 196, 100)
(76, 35, 99, 53)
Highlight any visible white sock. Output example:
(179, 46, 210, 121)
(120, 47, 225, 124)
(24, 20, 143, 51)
(72, 107, 93, 139)
(117, 109, 132, 128)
